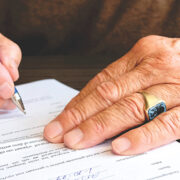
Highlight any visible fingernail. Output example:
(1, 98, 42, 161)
(0, 82, 13, 99)
(112, 137, 131, 154)
(44, 121, 63, 139)
(64, 128, 84, 148)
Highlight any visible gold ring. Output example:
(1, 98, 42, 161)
(140, 92, 166, 121)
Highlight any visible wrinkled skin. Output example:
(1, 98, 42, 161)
(44, 35, 180, 155)
(0, 34, 22, 109)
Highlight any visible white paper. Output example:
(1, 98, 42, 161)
(0, 79, 180, 180)
(0, 79, 78, 143)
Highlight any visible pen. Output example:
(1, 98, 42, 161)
(11, 87, 26, 114)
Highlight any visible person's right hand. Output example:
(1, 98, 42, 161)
(0, 33, 22, 109)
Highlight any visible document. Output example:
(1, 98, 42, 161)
(0, 79, 180, 180)
(0, 79, 78, 143)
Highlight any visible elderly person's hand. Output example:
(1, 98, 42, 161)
(0, 33, 21, 109)
(44, 35, 180, 155)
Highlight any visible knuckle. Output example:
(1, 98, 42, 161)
(120, 94, 145, 124)
(135, 35, 160, 50)
(137, 126, 154, 145)
(95, 68, 113, 83)
(171, 38, 180, 49)
(66, 107, 86, 126)
(139, 35, 160, 42)
(101, 68, 114, 79)
(12, 43, 22, 64)
(0, 34, 21, 67)
(136, 37, 176, 67)
(91, 116, 108, 137)
(158, 110, 180, 137)
(97, 81, 119, 103)
(1, 43, 22, 66)
(14, 71, 19, 81)
(64, 97, 78, 110)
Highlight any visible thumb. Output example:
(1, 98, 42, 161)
(112, 107, 180, 155)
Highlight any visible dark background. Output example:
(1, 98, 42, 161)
(0, 0, 179, 89)
(18, 55, 111, 90)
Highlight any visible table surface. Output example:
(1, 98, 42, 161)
(17, 55, 114, 90)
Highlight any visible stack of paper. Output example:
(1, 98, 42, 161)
(0, 79, 179, 180)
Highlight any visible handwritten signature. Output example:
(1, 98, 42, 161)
(56, 167, 102, 180)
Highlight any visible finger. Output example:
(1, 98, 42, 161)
(0, 33, 22, 81)
(0, 98, 15, 110)
(112, 106, 180, 155)
(45, 63, 164, 142)
(44, 52, 137, 141)
(0, 63, 14, 99)
(44, 83, 180, 146)
(61, 84, 180, 149)
(65, 51, 137, 109)
(0, 99, 16, 110)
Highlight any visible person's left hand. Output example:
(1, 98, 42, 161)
(44, 35, 180, 155)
